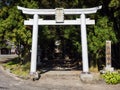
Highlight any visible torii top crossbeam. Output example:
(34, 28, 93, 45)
(17, 6, 102, 15)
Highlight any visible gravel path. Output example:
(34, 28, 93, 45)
(1, 65, 120, 90)
(0, 55, 120, 90)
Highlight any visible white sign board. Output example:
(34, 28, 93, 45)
(55, 8, 64, 23)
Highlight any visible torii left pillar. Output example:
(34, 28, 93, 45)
(30, 14, 39, 74)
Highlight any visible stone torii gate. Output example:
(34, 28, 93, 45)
(17, 6, 102, 76)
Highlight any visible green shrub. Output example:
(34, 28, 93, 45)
(102, 72, 120, 84)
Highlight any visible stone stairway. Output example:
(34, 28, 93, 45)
(40, 71, 81, 80)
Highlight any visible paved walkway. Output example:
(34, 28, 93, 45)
(0, 55, 120, 90)
(0, 54, 18, 63)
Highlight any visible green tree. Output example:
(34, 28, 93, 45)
(88, 16, 117, 70)
(0, 0, 38, 62)
(0, 0, 120, 70)
(101, 0, 120, 68)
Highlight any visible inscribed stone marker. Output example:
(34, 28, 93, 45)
(55, 8, 64, 23)
(106, 40, 111, 67)
(105, 40, 114, 72)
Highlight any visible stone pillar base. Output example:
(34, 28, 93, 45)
(105, 67, 114, 72)
(30, 72, 40, 81)
(100, 67, 114, 74)
(80, 72, 94, 83)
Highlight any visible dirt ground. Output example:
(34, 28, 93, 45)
(0, 65, 120, 90)
(0, 55, 120, 90)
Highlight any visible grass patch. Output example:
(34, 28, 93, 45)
(3, 58, 30, 79)
(90, 66, 99, 72)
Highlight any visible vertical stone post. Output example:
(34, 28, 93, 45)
(80, 13, 89, 73)
(105, 40, 114, 72)
(106, 41, 111, 67)
(30, 14, 39, 74)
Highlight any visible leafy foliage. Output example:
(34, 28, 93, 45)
(0, 0, 38, 59)
(88, 16, 117, 68)
(0, 0, 120, 69)
(102, 72, 120, 84)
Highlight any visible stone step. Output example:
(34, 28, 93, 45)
(40, 71, 81, 80)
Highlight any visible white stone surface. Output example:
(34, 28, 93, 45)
(81, 13, 89, 73)
(80, 73, 94, 83)
(17, 6, 102, 74)
(30, 14, 39, 74)
(24, 19, 95, 25)
(17, 6, 102, 15)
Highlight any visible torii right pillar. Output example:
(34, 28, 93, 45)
(80, 8, 102, 82)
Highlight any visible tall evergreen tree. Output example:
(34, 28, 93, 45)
(0, 0, 119, 69)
